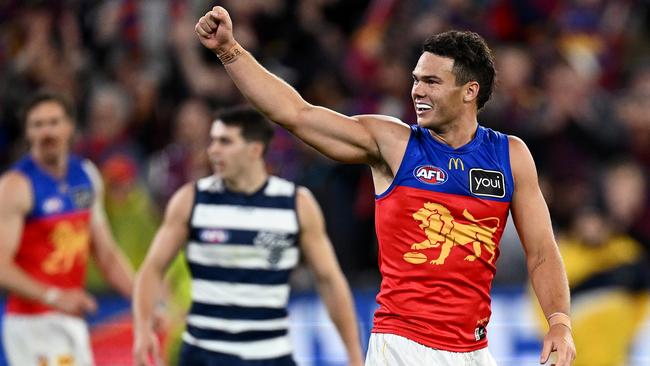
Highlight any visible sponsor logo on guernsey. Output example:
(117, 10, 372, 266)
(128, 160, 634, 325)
(469, 168, 505, 198)
(70, 187, 93, 209)
(474, 325, 487, 341)
(413, 165, 448, 185)
(199, 229, 230, 243)
(42, 197, 64, 214)
(475, 317, 489, 341)
(448, 157, 464, 171)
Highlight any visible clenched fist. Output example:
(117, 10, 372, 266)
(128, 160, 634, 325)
(195, 6, 236, 54)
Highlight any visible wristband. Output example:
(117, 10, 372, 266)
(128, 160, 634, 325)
(547, 312, 571, 331)
(217, 43, 244, 65)
(42, 287, 61, 305)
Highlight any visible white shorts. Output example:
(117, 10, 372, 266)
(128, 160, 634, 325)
(365, 333, 497, 366)
(2, 312, 94, 366)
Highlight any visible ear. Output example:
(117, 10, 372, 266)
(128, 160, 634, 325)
(463, 81, 480, 104)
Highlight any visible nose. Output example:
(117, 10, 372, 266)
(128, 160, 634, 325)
(412, 82, 425, 99)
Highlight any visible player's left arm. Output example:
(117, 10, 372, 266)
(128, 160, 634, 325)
(297, 187, 364, 366)
(509, 136, 576, 366)
(83, 160, 134, 298)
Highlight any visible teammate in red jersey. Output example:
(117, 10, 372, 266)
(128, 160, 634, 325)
(194, 6, 576, 365)
(0, 91, 135, 366)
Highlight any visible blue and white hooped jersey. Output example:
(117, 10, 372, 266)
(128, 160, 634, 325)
(183, 175, 300, 361)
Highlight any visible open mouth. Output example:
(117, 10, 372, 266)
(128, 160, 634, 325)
(415, 103, 432, 113)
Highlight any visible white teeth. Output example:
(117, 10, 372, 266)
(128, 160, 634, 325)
(416, 103, 432, 110)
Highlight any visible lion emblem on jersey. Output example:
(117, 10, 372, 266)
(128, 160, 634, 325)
(404, 202, 499, 265)
(42, 221, 90, 274)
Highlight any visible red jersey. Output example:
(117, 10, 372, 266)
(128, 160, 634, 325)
(373, 125, 513, 351)
(6, 155, 94, 314)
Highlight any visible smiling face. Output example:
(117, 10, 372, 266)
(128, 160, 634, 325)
(207, 121, 264, 181)
(411, 52, 472, 130)
(25, 100, 75, 165)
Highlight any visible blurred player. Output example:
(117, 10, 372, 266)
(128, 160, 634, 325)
(0, 91, 135, 365)
(194, 7, 576, 365)
(132, 107, 363, 366)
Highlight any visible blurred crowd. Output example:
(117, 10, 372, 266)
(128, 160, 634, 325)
(1, 0, 650, 294)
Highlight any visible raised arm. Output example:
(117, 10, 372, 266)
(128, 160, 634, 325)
(296, 187, 364, 366)
(194, 6, 409, 166)
(133, 183, 194, 366)
(83, 160, 134, 299)
(509, 136, 576, 366)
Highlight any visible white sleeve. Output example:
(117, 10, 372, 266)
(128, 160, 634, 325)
(81, 159, 106, 224)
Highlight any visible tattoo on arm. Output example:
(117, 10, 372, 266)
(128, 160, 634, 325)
(531, 257, 547, 275)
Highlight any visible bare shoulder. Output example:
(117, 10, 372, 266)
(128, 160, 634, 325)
(170, 182, 196, 207)
(355, 114, 410, 136)
(508, 135, 537, 185)
(0, 170, 31, 189)
(295, 186, 320, 217)
(0, 171, 32, 212)
(296, 186, 313, 200)
(355, 114, 411, 169)
(296, 185, 313, 200)
(164, 182, 196, 221)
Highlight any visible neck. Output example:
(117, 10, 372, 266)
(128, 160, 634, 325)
(32, 151, 68, 178)
(222, 162, 268, 195)
(429, 115, 479, 149)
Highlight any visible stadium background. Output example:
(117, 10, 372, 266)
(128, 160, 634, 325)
(1, 0, 650, 364)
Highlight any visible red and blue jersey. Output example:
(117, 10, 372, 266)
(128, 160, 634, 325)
(6, 155, 94, 314)
(373, 125, 514, 352)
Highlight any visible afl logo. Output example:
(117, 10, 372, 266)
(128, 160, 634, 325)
(414, 165, 448, 185)
(199, 229, 229, 244)
(42, 197, 64, 214)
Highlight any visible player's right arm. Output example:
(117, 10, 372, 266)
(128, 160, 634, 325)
(132, 182, 194, 366)
(0, 172, 44, 301)
(0, 172, 96, 316)
(194, 6, 409, 167)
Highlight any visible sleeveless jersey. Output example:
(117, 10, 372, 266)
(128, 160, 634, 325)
(182, 175, 300, 361)
(6, 155, 95, 314)
(373, 125, 514, 352)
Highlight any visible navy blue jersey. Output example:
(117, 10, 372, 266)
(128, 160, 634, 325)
(182, 175, 300, 363)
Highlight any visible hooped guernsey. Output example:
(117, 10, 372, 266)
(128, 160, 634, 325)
(373, 124, 514, 352)
(6, 155, 95, 315)
(182, 175, 300, 362)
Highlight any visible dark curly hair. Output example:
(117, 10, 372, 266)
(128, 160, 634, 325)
(422, 31, 496, 110)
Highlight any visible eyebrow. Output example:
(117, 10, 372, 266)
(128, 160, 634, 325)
(412, 73, 443, 82)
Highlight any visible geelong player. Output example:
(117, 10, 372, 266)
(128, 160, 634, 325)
(132, 107, 363, 366)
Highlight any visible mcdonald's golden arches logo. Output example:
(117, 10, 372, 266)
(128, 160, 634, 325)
(448, 158, 464, 171)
